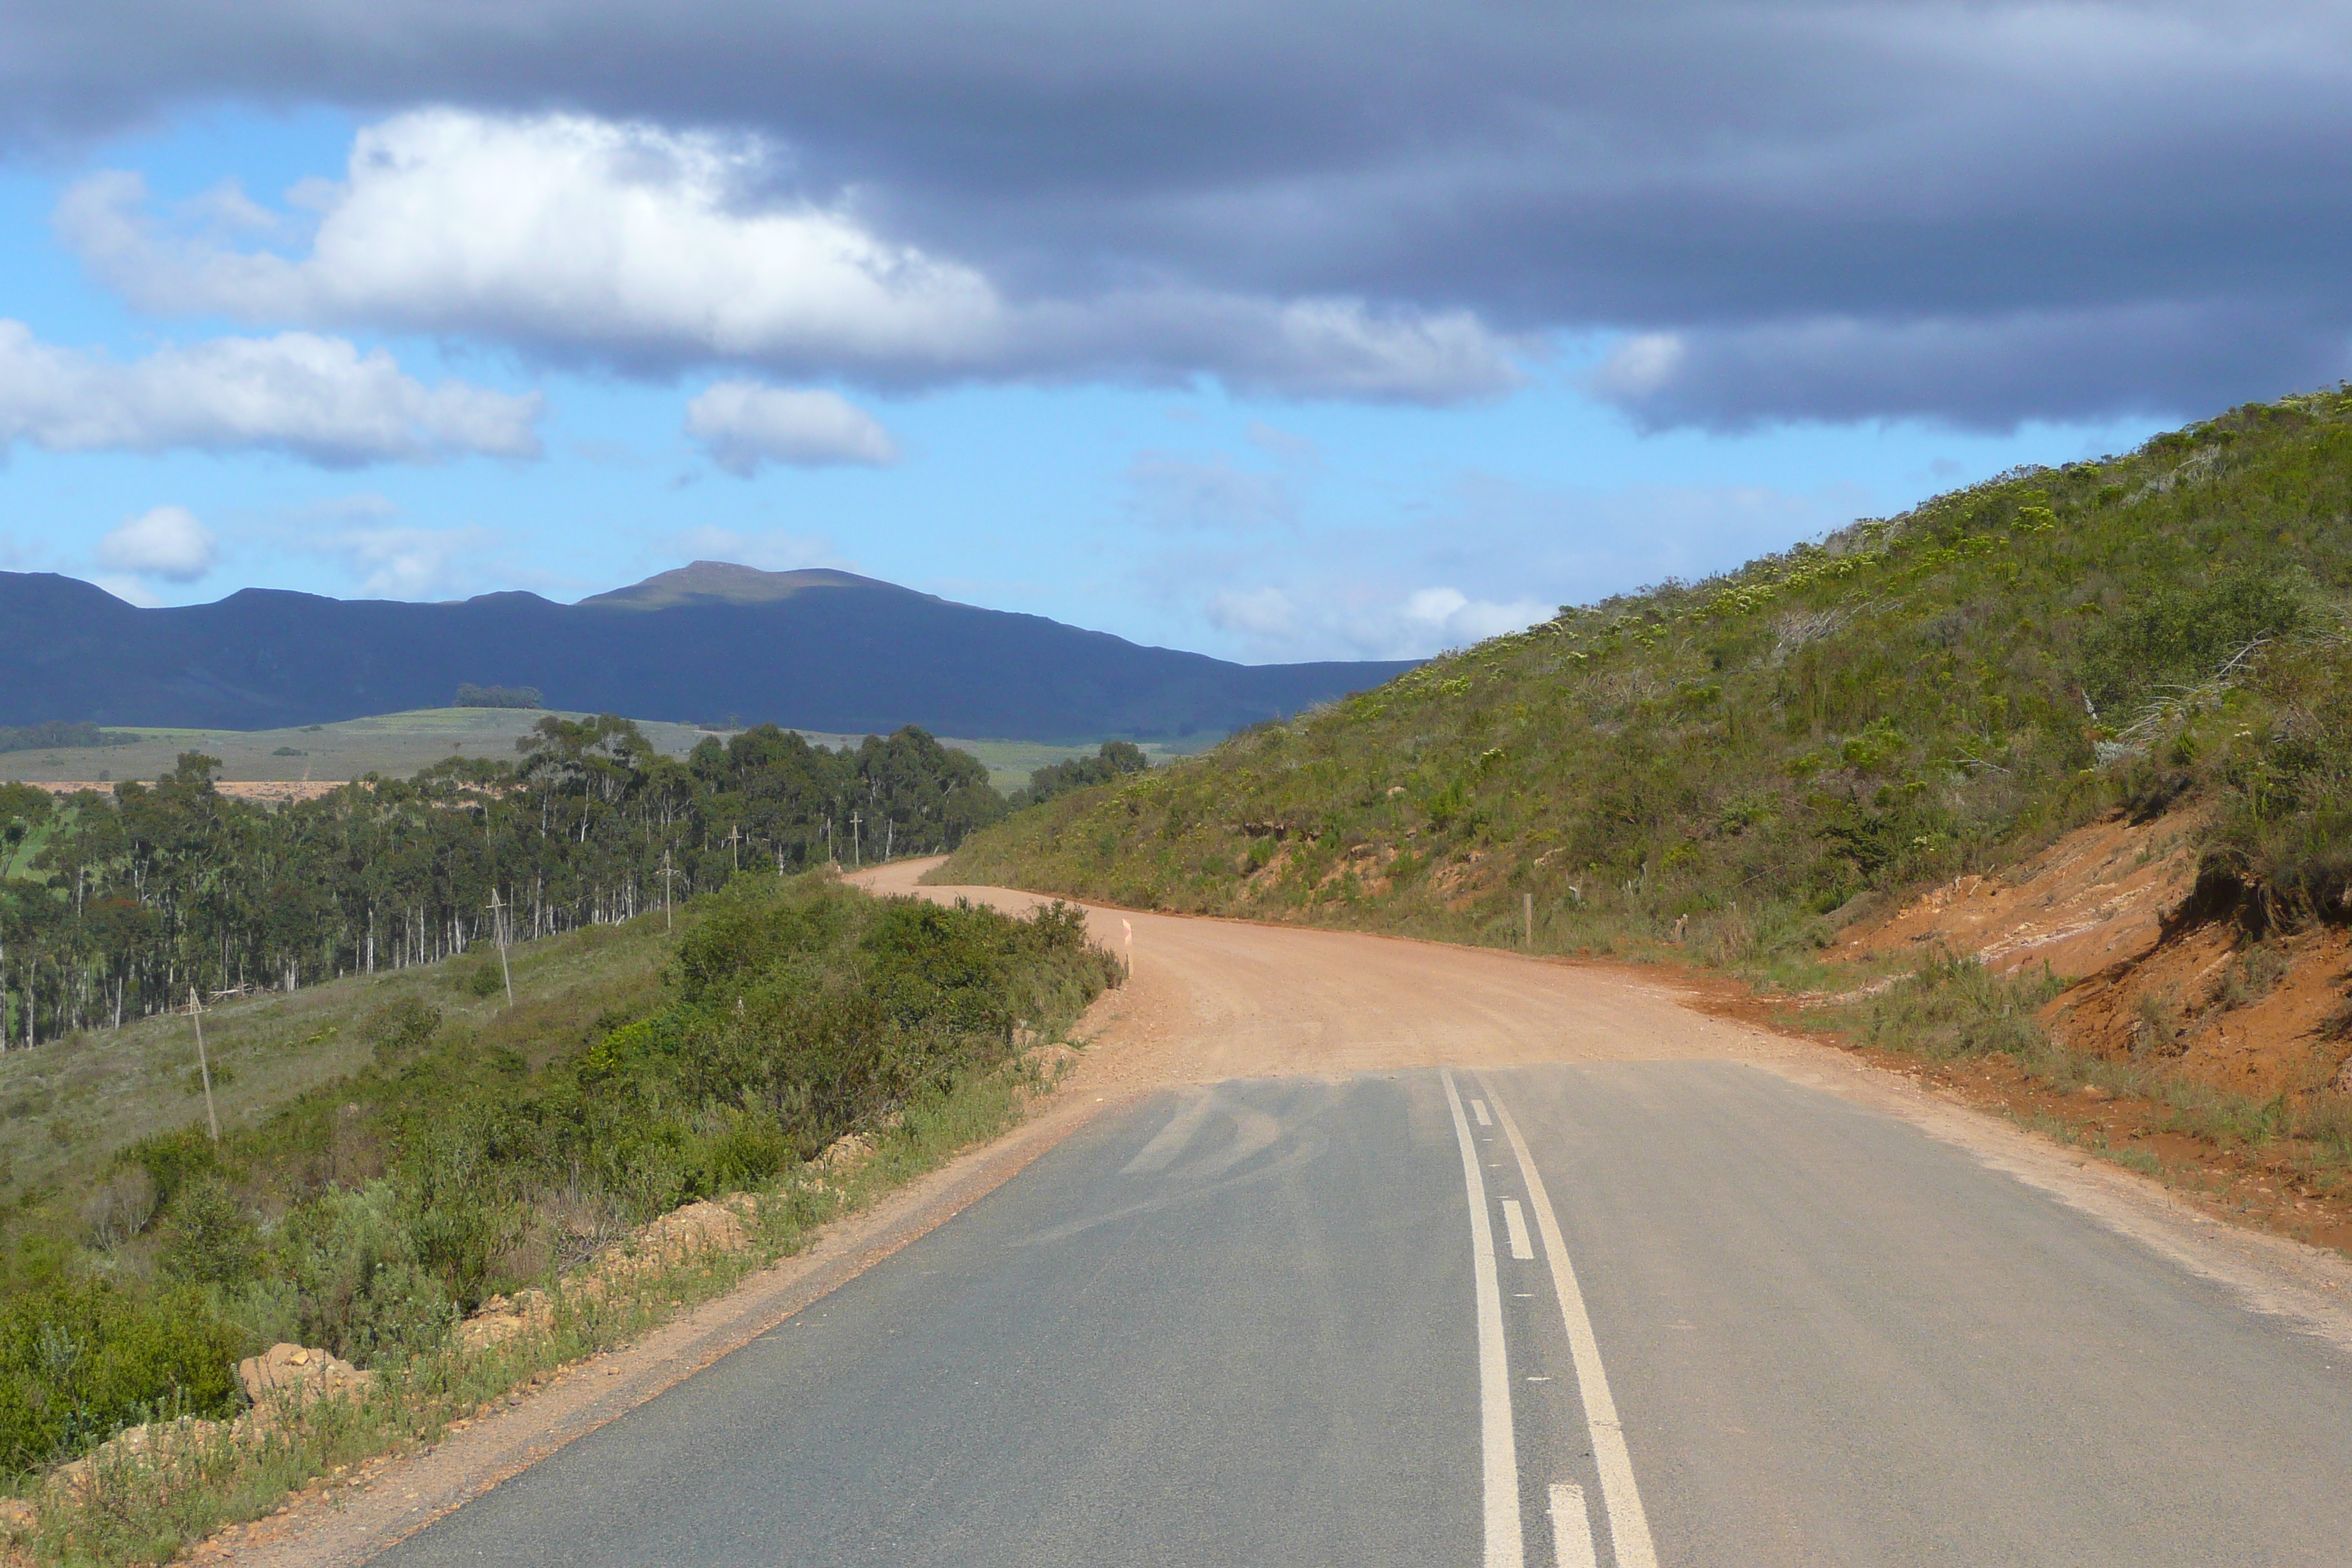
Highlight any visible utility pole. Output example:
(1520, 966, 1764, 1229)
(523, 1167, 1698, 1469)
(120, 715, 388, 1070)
(725, 823, 743, 872)
(658, 849, 683, 931)
(850, 810, 863, 869)
(1523, 892, 1534, 951)
(189, 987, 219, 1144)
(485, 889, 514, 1006)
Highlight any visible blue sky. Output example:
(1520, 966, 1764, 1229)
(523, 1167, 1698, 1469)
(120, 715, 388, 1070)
(4, 4, 2332, 663)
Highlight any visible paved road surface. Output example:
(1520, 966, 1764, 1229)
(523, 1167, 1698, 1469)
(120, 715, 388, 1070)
(377, 1048, 2352, 1564)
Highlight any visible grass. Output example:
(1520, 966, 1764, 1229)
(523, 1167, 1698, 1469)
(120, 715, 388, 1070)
(0, 918, 665, 1207)
(0, 706, 1202, 795)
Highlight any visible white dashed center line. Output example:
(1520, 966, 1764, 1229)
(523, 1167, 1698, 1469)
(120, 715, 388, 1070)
(1501, 1198, 1535, 1261)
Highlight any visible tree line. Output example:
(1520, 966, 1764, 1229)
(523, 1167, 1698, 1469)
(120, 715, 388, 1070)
(0, 717, 1008, 1048)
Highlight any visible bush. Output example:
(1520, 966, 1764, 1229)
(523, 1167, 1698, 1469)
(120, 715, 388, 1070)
(363, 998, 441, 1065)
(0, 871, 1126, 1473)
(2079, 568, 2307, 712)
(118, 1128, 220, 1213)
(158, 1178, 260, 1286)
(0, 1279, 241, 1472)
(280, 1183, 453, 1365)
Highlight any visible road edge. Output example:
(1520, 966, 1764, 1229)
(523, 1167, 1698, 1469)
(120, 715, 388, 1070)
(222, 1081, 1145, 1567)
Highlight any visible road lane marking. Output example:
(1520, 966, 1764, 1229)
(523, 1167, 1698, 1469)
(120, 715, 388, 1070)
(1483, 1076, 1661, 1568)
(1473, 1098, 1493, 1126)
(1442, 1068, 1524, 1568)
(1548, 1484, 1599, 1568)
(1123, 1089, 1219, 1174)
(1501, 1199, 1535, 1261)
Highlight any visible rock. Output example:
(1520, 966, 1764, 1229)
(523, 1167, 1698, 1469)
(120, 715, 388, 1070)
(237, 1343, 374, 1415)
(49, 1417, 228, 1501)
(2079, 1084, 2112, 1101)
(815, 1133, 873, 1174)
(595, 1198, 757, 1281)
(456, 1289, 554, 1351)
(632, 1199, 749, 1262)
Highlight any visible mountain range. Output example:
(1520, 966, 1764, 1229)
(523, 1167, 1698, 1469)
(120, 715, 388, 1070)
(0, 562, 1415, 740)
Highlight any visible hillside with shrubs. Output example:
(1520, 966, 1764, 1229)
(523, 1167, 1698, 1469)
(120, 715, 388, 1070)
(0, 872, 1118, 1509)
(947, 393, 2352, 1188)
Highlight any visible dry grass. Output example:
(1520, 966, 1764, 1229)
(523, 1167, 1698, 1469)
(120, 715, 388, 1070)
(0, 920, 666, 1208)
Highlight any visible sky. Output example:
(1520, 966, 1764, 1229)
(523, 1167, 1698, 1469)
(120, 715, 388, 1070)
(1, 2, 2343, 663)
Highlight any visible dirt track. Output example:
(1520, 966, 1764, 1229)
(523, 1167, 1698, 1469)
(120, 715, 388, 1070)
(856, 859, 1794, 1087)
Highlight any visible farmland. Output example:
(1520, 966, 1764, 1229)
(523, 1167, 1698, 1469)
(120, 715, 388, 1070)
(0, 707, 1205, 794)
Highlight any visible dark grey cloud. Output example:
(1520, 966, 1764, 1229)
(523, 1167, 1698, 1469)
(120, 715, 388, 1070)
(7, 1, 2352, 423)
(1590, 304, 2352, 431)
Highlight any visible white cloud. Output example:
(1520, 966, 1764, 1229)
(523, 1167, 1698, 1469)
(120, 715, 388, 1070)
(1202, 581, 1541, 661)
(684, 382, 897, 475)
(324, 527, 489, 601)
(1588, 333, 1688, 402)
(96, 504, 217, 581)
(59, 110, 1522, 403)
(1206, 586, 1297, 640)
(1400, 586, 1550, 645)
(264, 512, 498, 606)
(0, 319, 543, 465)
(1245, 421, 1320, 464)
(89, 575, 163, 608)
(1124, 452, 1297, 533)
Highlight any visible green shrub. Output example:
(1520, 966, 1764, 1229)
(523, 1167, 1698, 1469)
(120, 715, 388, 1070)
(2079, 567, 2307, 712)
(279, 1183, 452, 1365)
(118, 1128, 221, 1213)
(0, 1279, 241, 1472)
(363, 998, 441, 1065)
(0, 871, 1126, 1471)
(158, 1179, 260, 1286)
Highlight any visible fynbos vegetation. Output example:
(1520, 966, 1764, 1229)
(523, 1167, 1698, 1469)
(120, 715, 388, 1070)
(949, 393, 2352, 959)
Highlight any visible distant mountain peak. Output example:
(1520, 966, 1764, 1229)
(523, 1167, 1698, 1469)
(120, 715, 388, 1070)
(580, 561, 919, 611)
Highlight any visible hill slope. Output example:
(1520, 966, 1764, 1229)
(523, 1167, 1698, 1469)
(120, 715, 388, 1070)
(0, 562, 1413, 742)
(947, 394, 2352, 965)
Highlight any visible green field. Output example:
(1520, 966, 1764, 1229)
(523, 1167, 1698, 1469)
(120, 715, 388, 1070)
(0, 708, 1210, 793)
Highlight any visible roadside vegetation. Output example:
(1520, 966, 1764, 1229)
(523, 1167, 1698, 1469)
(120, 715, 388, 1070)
(948, 391, 2352, 1222)
(0, 869, 1120, 1562)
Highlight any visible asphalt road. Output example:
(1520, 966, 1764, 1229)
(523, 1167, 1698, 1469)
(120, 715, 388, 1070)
(374, 1060, 2352, 1568)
